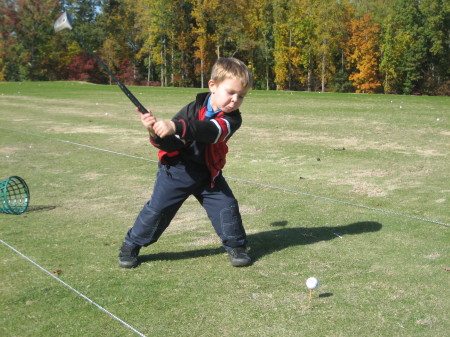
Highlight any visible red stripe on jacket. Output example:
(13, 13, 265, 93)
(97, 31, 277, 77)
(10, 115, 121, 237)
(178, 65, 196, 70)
(201, 109, 229, 186)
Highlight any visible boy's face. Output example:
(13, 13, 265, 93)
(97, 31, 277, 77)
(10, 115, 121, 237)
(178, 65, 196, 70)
(208, 78, 249, 113)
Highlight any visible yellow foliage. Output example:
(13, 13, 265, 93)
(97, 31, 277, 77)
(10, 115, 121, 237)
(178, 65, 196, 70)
(346, 14, 382, 93)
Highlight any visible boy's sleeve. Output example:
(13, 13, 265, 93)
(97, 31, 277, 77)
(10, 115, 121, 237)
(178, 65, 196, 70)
(149, 134, 186, 152)
(148, 102, 193, 152)
(172, 111, 242, 144)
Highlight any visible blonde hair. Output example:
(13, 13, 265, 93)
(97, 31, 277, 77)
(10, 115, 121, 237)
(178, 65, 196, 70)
(210, 57, 253, 89)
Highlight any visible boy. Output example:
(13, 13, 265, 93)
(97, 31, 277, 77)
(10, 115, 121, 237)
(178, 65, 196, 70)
(119, 57, 253, 268)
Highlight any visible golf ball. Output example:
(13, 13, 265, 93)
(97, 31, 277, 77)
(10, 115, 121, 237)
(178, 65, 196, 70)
(306, 277, 319, 289)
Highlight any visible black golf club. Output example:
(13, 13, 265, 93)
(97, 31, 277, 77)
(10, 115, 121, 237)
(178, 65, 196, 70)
(54, 12, 149, 115)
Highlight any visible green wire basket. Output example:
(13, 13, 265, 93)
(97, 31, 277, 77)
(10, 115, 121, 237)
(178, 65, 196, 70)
(0, 176, 30, 215)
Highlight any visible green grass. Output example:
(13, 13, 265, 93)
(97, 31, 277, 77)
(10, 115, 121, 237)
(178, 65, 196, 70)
(1, 82, 449, 336)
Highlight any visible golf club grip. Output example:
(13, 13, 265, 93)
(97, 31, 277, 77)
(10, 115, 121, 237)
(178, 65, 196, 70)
(73, 32, 149, 114)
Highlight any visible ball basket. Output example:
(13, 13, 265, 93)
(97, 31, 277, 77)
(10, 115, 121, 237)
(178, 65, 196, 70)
(0, 176, 30, 215)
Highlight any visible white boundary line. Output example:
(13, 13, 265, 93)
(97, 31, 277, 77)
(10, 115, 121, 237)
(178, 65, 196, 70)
(0, 127, 448, 334)
(227, 177, 449, 227)
(1, 127, 447, 227)
(0, 239, 147, 337)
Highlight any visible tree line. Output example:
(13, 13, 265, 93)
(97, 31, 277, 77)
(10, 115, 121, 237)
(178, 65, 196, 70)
(1, 0, 449, 95)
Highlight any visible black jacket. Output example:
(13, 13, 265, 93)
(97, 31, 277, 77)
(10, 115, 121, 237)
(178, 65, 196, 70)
(150, 92, 242, 185)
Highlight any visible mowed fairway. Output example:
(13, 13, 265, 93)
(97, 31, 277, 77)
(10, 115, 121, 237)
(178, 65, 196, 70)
(1, 82, 449, 336)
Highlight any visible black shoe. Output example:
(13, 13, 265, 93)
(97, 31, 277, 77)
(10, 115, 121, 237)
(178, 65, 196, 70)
(118, 242, 141, 268)
(228, 247, 252, 267)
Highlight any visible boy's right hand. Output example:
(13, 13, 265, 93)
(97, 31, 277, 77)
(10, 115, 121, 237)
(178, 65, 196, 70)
(137, 108, 157, 137)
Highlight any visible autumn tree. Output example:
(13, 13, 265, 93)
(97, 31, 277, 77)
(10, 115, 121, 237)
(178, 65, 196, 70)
(274, 0, 348, 92)
(132, 0, 160, 85)
(0, 0, 60, 81)
(346, 13, 382, 93)
(169, 0, 196, 86)
(289, 0, 318, 91)
(272, 0, 291, 90)
(191, 0, 222, 87)
(314, 0, 349, 92)
(0, 0, 21, 80)
(56, 0, 106, 82)
(97, 0, 142, 85)
(243, 0, 275, 90)
(145, 0, 174, 87)
(1, 0, 449, 95)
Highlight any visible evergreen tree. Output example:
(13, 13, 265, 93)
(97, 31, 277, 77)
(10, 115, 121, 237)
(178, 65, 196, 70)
(419, 0, 450, 94)
(382, 0, 428, 94)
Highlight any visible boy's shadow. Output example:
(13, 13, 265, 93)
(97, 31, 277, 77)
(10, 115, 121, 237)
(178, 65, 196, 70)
(139, 221, 382, 264)
(249, 220, 382, 262)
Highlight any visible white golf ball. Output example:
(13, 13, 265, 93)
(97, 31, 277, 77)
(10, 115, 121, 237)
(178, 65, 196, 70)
(306, 277, 319, 290)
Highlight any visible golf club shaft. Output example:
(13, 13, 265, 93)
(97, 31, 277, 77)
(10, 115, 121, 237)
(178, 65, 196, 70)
(71, 31, 149, 115)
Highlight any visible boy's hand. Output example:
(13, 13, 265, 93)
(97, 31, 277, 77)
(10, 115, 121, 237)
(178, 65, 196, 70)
(138, 108, 157, 137)
(153, 120, 176, 138)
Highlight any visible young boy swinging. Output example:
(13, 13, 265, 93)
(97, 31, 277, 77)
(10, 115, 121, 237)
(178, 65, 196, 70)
(119, 57, 253, 268)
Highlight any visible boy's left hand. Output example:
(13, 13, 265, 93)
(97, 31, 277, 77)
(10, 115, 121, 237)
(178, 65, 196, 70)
(137, 108, 157, 137)
(153, 120, 176, 138)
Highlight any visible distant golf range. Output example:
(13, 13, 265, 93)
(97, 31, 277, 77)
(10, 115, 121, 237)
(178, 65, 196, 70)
(1, 82, 449, 336)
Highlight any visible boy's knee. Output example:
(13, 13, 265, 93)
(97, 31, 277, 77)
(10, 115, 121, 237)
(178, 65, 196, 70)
(129, 205, 169, 246)
(220, 201, 245, 238)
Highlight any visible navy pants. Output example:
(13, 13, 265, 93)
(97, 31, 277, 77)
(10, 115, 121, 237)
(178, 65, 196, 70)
(125, 162, 247, 252)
